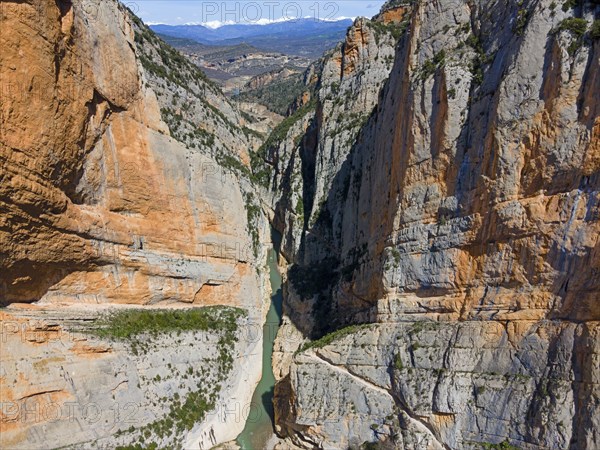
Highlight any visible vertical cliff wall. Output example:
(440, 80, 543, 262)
(1, 1, 268, 448)
(272, 0, 599, 448)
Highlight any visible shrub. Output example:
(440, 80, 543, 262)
(561, 0, 577, 12)
(394, 353, 403, 370)
(481, 441, 521, 450)
(514, 8, 529, 36)
(558, 18, 589, 55)
(559, 18, 588, 38)
(90, 306, 244, 340)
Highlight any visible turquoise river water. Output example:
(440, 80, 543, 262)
(236, 244, 283, 449)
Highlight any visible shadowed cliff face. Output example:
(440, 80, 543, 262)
(270, 0, 599, 448)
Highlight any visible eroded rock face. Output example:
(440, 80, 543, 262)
(262, 13, 401, 264)
(272, 0, 599, 448)
(0, 0, 263, 307)
(1, 1, 268, 448)
(0, 307, 261, 449)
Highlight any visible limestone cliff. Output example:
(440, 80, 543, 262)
(270, 0, 600, 449)
(1, 0, 268, 448)
(257, 11, 403, 262)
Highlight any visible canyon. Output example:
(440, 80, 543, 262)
(1, 0, 599, 450)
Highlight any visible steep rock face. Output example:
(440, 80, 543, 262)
(273, 0, 599, 448)
(1, 1, 268, 448)
(1, 0, 264, 307)
(260, 13, 402, 263)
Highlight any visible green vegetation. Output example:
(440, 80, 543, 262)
(420, 50, 446, 81)
(384, 247, 401, 271)
(216, 151, 250, 177)
(559, 18, 588, 38)
(394, 353, 403, 370)
(558, 18, 589, 55)
(101, 306, 245, 448)
(160, 107, 215, 148)
(408, 320, 440, 337)
(465, 33, 492, 86)
(433, 49, 446, 65)
(249, 149, 272, 188)
(243, 192, 261, 258)
(133, 25, 212, 90)
(116, 444, 157, 450)
(242, 126, 264, 140)
(237, 73, 305, 116)
(514, 6, 529, 36)
(249, 99, 317, 188)
(295, 197, 304, 218)
(561, 0, 577, 12)
(368, 19, 405, 45)
(129, 10, 264, 162)
(205, 102, 238, 131)
(91, 306, 244, 340)
(214, 146, 271, 189)
(591, 20, 600, 40)
(259, 99, 316, 154)
(329, 111, 371, 139)
(361, 442, 386, 450)
(298, 324, 371, 352)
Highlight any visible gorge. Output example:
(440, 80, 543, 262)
(1, 0, 599, 449)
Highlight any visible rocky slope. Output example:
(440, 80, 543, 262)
(267, 0, 600, 449)
(0, 0, 269, 448)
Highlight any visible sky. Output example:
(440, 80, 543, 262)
(127, 1, 387, 26)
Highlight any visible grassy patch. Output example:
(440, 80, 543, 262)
(91, 306, 244, 340)
(299, 323, 371, 352)
(104, 306, 245, 447)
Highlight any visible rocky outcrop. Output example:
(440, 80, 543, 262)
(1, 0, 269, 448)
(258, 12, 402, 263)
(0, 306, 260, 449)
(271, 0, 599, 449)
(1, 0, 265, 307)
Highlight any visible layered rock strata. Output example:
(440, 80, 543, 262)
(270, 0, 600, 448)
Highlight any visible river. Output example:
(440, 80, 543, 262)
(236, 240, 283, 450)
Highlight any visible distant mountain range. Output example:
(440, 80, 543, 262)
(150, 18, 354, 59)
